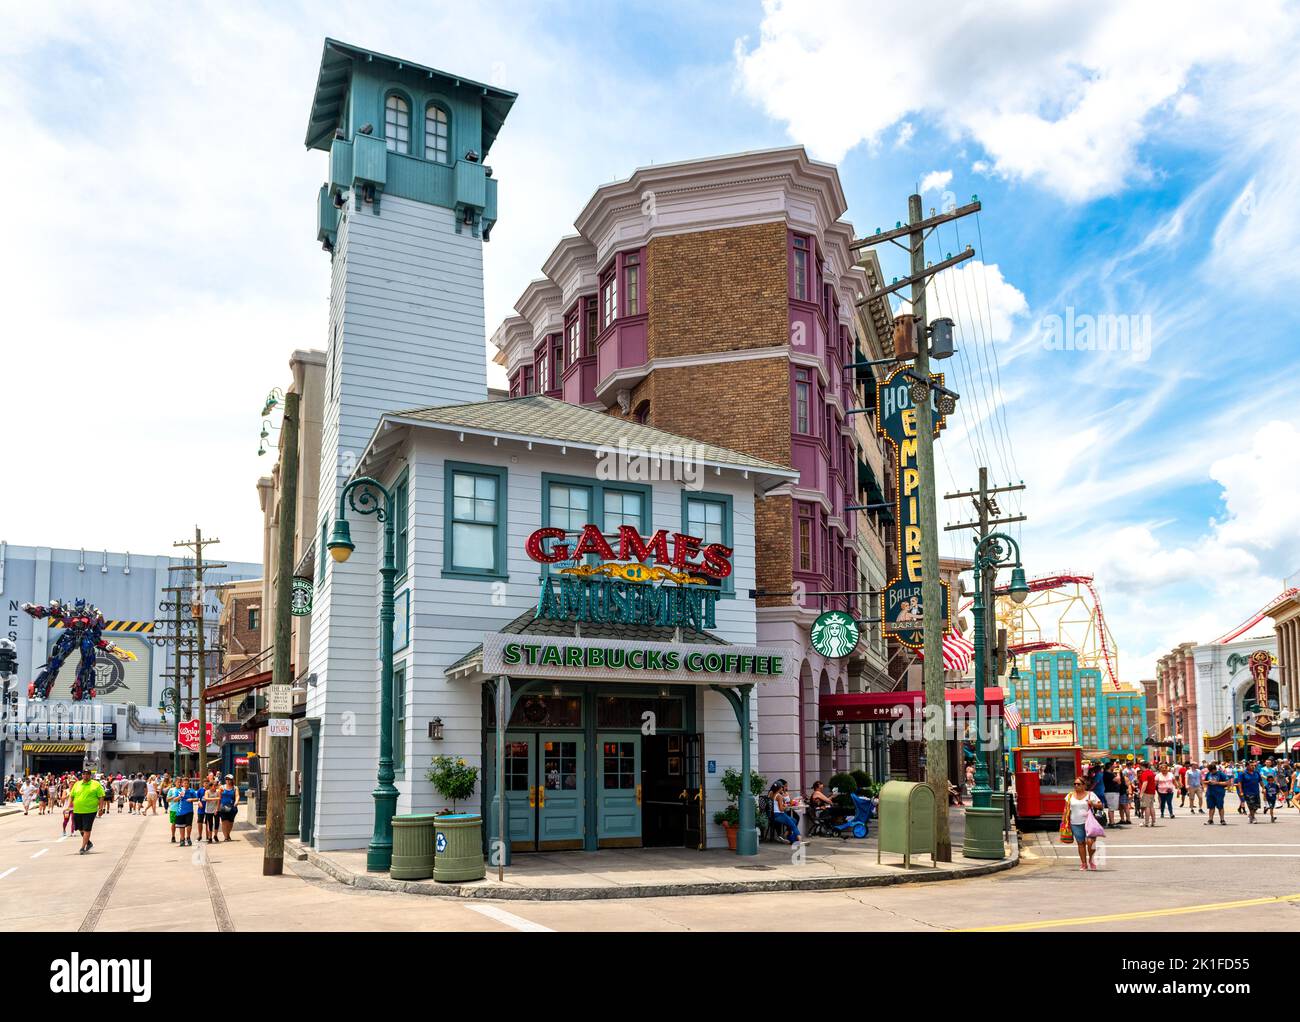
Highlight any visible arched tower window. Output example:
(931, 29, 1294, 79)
(425, 104, 449, 162)
(384, 94, 410, 154)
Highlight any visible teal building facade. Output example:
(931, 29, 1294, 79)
(1009, 649, 1149, 760)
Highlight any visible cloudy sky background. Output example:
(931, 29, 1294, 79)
(3, 0, 1299, 679)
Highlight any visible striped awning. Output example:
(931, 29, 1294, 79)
(23, 743, 86, 754)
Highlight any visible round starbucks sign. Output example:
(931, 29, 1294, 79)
(810, 610, 860, 659)
(290, 577, 313, 617)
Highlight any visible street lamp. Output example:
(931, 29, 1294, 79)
(965, 531, 1027, 860)
(327, 476, 397, 872)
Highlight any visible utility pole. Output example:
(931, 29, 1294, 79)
(853, 192, 984, 862)
(170, 529, 224, 781)
(264, 390, 300, 876)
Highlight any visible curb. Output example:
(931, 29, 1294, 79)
(288, 831, 1019, 902)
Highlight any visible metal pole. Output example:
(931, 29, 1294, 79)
(264, 390, 299, 876)
(366, 485, 398, 872)
(195, 529, 208, 781)
(910, 192, 952, 861)
(736, 685, 756, 855)
(173, 598, 182, 776)
(496, 676, 509, 881)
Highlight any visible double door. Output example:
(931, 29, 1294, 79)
(495, 732, 585, 852)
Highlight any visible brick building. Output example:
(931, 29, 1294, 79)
(1155, 641, 1200, 762)
(491, 147, 909, 790)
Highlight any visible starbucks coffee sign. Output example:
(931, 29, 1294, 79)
(291, 577, 313, 617)
(810, 611, 859, 659)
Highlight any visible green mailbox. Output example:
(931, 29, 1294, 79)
(876, 781, 937, 869)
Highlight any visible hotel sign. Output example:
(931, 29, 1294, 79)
(1019, 721, 1078, 748)
(876, 366, 950, 649)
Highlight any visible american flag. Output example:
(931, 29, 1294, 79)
(1003, 700, 1022, 729)
(916, 631, 976, 673)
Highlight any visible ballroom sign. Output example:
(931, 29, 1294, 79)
(876, 365, 951, 649)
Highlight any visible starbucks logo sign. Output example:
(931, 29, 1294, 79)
(290, 577, 313, 617)
(811, 610, 859, 659)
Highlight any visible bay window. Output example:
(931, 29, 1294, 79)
(792, 234, 810, 301)
(623, 253, 640, 315)
(795, 368, 811, 435)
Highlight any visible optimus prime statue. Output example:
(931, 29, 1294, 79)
(20, 599, 137, 702)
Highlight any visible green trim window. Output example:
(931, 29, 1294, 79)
(247, 608, 259, 631)
(384, 92, 411, 154)
(424, 103, 449, 162)
(394, 665, 406, 773)
(443, 462, 508, 579)
(318, 517, 329, 583)
(682, 491, 734, 594)
(393, 469, 410, 578)
(541, 475, 651, 563)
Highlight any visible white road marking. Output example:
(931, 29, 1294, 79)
(57, 835, 69, 843)
(0, 868, 16, 881)
(31, 848, 48, 859)
(465, 903, 554, 932)
(1105, 843, 1300, 848)
(1105, 853, 1300, 859)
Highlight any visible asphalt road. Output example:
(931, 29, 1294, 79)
(3, 794, 1299, 932)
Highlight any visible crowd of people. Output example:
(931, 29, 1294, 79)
(1079, 755, 1298, 828)
(4, 767, 241, 854)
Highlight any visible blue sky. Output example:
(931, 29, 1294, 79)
(3, 0, 1299, 679)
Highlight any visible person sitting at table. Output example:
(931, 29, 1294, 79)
(769, 781, 802, 846)
(808, 780, 834, 809)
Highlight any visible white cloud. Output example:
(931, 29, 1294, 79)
(735, 0, 1297, 202)
(920, 169, 952, 193)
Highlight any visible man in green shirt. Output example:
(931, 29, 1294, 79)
(69, 768, 106, 854)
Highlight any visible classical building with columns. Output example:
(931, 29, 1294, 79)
(1154, 642, 1200, 761)
(1270, 590, 1300, 715)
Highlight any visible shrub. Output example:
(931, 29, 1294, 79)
(850, 769, 873, 792)
(426, 755, 478, 812)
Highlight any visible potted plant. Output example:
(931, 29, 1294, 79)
(713, 766, 766, 850)
(426, 755, 479, 814)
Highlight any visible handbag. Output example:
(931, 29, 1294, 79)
(1058, 822, 1074, 844)
(1084, 811, 1106, 839)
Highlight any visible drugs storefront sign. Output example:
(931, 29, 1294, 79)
(876, 365, 951, 649)
(525, 524, 731, 634)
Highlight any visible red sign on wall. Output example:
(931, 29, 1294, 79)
(178, 719, 216, 752)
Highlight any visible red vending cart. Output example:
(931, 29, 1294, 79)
(1013, 721, 1083, 826)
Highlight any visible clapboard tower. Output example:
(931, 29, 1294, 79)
(304, 39, 514, 850)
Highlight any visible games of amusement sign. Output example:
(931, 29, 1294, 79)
(525, 524, 732, 634)
(875, 365, 951, 650)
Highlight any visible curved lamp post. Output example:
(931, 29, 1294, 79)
(964, 531, 1028, 859)
(327, 476, 398, 873)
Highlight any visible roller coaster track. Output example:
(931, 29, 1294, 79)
(1211, 587, 1300, 644)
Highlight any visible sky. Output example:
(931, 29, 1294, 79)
(3, 0, 1299, 680)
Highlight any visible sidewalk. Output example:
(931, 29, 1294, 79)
(284, 807, 1018, 901)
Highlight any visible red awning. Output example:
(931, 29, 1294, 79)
(820, 687, 1003, 722)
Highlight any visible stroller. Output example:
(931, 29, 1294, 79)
(826, 792, 874, 839)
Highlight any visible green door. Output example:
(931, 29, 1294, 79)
(485, 733, 537, 851)
(538, 733, 584, 850)
(598, 733, 642, 847)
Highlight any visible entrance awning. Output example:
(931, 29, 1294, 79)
(447, 608, 793, 688)
(820, 687, 1004, 722)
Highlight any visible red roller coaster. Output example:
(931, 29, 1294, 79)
(961, 574, 1122, 690)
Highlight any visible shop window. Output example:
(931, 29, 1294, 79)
(596, 696, 684, 729)
(318, 517, 329, 583)
(394, 666, 406, 772)
(792, 234, 810, 301)
(543, 740, 579, 791)
(504, 741, 530, 791)
(491, 694, 583, 729)
(683, 491, 733, 593)
(585, 300, 598, 354)
(623, 253, 640, 316)
(603, 489, 644, 531)
(424, 103, 449, 162)
(603, 741, 637, 789)
(384, 93, 410, 154)
(795, 368, 811, 435)
(443, 462, 507, 579)
(394, 469, 410, 577)
(600, 265, 618, 329)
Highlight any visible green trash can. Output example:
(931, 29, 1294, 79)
(391, 814, 437, 880)
(285, 794, 301, 837)
(433, 814, 486, 883)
